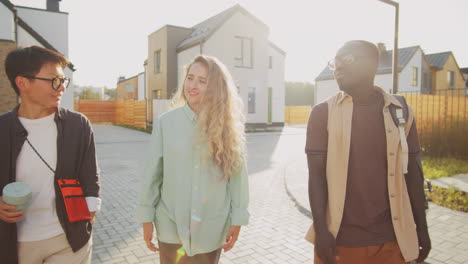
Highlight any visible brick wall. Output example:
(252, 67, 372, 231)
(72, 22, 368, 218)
(0, 41, 18, 114)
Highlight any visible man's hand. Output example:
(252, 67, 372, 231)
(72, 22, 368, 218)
(415, 227, 431, 263)
(90, 212, 96, 225)
(0, 197, 24, 223)
(315, 230, 339, 264)
(222, 225, 241, 252)
(143, 222, 159, 252)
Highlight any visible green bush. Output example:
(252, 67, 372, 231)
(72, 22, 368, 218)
(422, 157, 468, 179)
(420, 120, 468, 158)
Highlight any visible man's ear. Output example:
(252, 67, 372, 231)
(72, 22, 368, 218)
(15, 76, 28, 94)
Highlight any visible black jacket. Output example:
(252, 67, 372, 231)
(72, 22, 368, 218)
(0, 106, 100, 264)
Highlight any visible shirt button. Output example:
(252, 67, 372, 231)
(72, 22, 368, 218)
(390, 194, 395, 198)
(384, 108, 389, 113)
(393, 216, 399, 221)
(387, 129, 392, 133)
(390, 173, 395, 176)
(389, 152, 395, 156)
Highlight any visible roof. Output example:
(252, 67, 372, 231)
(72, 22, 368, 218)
(461, 68, 468, 74)
(0, 0, 14, 11)
(177, 4, 269, 52)
(0, 0, 75, 71)
(315, 46, 420, 81)
(427, 52, 451, 69)
(269, 41, 286, 56)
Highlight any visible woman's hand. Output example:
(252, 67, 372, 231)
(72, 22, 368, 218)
(222, 225, 241, 252)
(143, 222, 159, 252)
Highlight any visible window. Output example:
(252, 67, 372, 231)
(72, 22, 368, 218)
(448, 71, 455, 89)
(269, 56, 273, 69)
(152, 90, 161, 99)
(248, 87, 256, 113)
(125, 84, 134, 92)
(234, 37, 253, 68)
(411, 67, 418, 86)
(154, 50, 161, 74)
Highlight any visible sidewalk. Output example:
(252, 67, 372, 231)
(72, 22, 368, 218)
(430, 174, 468, 192)
(284, 154, 468, 264)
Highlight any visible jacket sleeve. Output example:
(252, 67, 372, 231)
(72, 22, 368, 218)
(136, 119, 164, 223)
(228, 157, 249, 226)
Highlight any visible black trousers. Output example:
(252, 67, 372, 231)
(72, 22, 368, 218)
(158, 241, 221, 264)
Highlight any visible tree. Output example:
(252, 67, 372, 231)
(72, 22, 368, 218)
(79, 87, 102, 100)
(104, 87, 117, 100)
(285, 82, 315, 106)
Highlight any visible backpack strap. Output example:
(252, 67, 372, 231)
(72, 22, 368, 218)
(391, 94, 409, 174)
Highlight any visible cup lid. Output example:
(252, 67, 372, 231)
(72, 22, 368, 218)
(3, 182, 31, 197)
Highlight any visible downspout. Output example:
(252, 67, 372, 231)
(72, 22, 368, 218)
(200, 37, 205, 55)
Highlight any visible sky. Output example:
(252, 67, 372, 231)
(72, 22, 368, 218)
(10, 0, 468, 88)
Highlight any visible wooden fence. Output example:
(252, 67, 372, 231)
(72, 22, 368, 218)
(76, 100, 147, 129)
(285, 106, 311, 124)
(285, 92, 468, 127)
(284, 89, 468, 157)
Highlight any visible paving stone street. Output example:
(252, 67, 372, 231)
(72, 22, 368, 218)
(91, 125, 468, 264)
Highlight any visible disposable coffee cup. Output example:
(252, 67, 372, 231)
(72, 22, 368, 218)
(3, 182, 32, 212)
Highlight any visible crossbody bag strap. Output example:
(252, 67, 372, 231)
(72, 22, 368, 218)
(25, 138, 56, 174)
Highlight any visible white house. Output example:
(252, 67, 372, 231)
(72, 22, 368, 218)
(315, 44, 432, 105)
(0, 0, 74, 113)
(147, 4, 286, 126)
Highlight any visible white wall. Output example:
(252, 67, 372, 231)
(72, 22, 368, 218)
(0, 3, 15, 41)
(268, 45, 285, 123)
(152, 99, 171, 123)
(137, 72, 145, 100)
(177, 45, 200, 88)
(16, 7, 69, 56)
(315, 79, 339, 105)
(398, 48, 423, 93)
(202, 11, 270, 123)
(374, 73, 394, 94)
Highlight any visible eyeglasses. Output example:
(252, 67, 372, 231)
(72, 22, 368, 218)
(22, 76, 70, 90)
(328, 54, 369, 70)
(328, 55, 356, 70)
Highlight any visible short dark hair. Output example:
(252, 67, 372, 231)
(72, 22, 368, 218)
(5, 46, 69, 95)
(344, 40, 380, 64)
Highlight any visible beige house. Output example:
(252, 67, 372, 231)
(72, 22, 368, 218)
(427, 52, 466, 96)
(146, 26, 192, 121)
(116, 72, 145, 100)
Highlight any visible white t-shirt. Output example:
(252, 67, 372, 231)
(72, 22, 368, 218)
(16, 113, 64, 242)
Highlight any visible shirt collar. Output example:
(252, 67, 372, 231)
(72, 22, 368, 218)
(183, 103, 198, 122)
(336, 86, 403, 108)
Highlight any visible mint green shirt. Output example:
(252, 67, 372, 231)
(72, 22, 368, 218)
(136, 104, 249, 256)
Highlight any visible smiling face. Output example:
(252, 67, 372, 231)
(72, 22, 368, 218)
(184, 62, 209, 113)
(20, 62, 66, 111)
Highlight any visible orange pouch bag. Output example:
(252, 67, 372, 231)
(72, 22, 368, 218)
(57, 179, 91, 222)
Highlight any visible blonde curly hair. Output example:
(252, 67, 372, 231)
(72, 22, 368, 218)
(172, 55, 246, 180)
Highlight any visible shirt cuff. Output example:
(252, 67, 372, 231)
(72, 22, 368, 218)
(86, 197, 101, 212)
(135, 205, 156, 223)
(230, 208, 249, 226)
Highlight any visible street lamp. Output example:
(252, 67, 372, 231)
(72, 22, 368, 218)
(379, 0, 399, 94)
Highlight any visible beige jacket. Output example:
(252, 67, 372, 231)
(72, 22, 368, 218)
(305, 87, 419, 262)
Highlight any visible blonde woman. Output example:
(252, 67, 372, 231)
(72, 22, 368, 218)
(136, 55, 249, 264)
